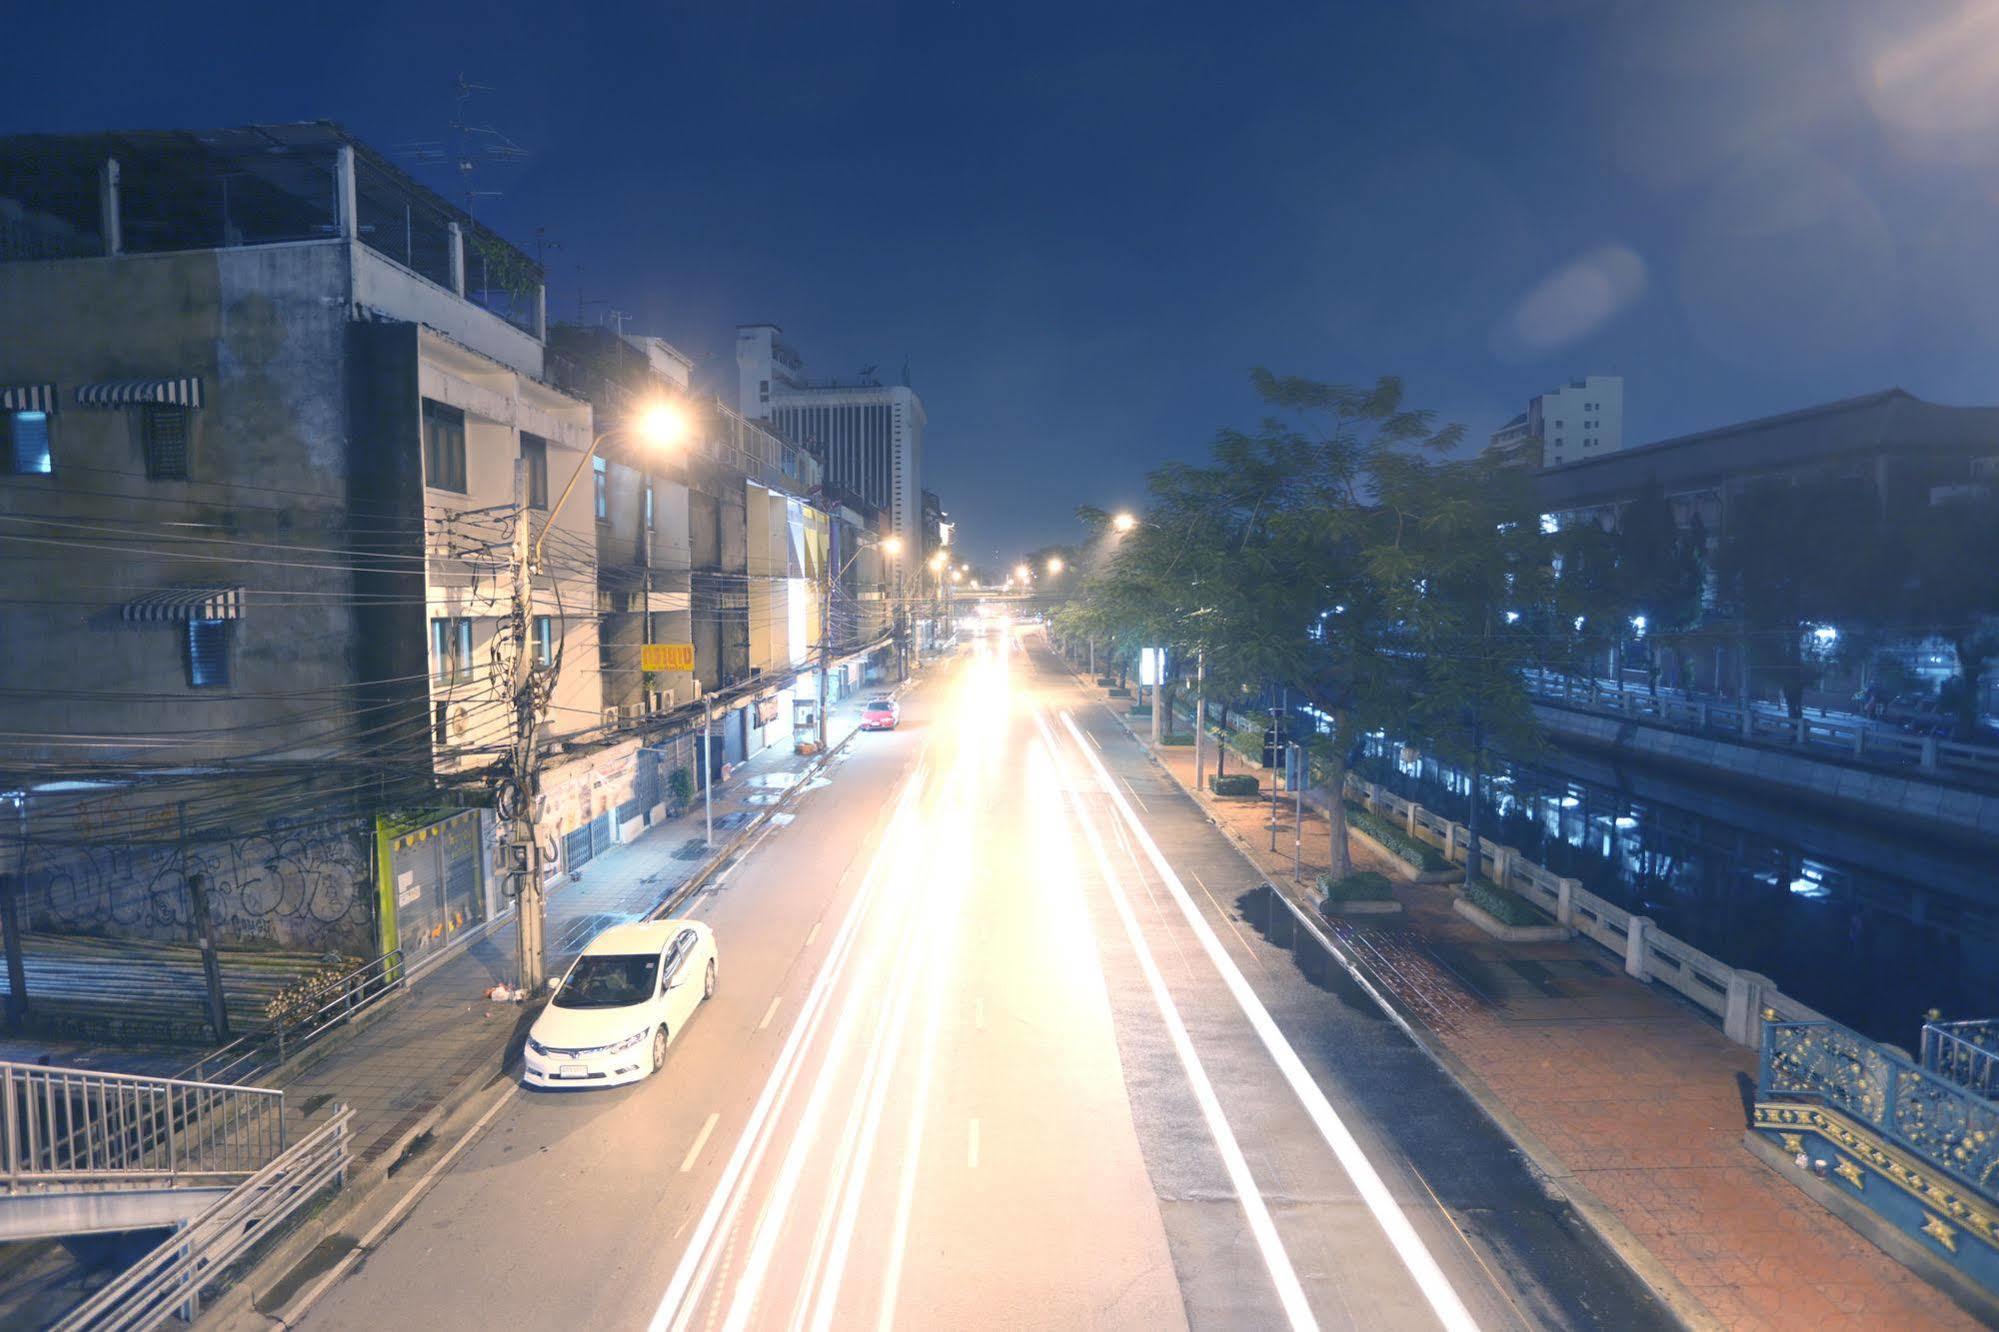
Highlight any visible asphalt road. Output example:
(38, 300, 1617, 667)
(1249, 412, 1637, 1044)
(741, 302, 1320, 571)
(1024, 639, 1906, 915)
(298, 630, 1670, 1331)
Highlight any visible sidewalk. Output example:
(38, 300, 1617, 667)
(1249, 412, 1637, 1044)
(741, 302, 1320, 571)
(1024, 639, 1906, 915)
(1066, 667, 1977, 1331)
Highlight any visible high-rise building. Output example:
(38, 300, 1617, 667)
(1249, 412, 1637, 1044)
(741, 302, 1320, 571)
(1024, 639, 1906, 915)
(1486, 375, 1624, 469)
(736, 324, 926, 547)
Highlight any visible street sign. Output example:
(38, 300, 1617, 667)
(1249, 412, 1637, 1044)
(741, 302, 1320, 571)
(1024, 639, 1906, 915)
(641, 643, 694, 672)
(1139, 647, 1163, 686)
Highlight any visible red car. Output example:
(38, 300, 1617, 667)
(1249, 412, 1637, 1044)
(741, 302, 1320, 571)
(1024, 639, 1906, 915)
(861, 697, 900, 730)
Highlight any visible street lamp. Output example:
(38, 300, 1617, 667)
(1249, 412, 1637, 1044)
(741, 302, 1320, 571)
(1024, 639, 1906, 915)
(818, 530, 897, 750)
(1046, 556, 1064, 575)
(533, 400, 688, 567)
(1014, 563, 1031, 582)
(1113, 512, 1137, 533)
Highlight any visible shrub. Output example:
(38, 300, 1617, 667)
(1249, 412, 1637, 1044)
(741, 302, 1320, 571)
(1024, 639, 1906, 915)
(1462, 877, 1549, 927)
(1344, 804, 1449, 872)
(1128, 703, 1152, 717)
(1107, 686, 1132, 698)
(666, 767, 694, 810)
(1318, 871, 1394, 902)
(1096, 675, 1117, 687)
(1211, 773, 1259, 796)
(1158, 733, 1193, 746)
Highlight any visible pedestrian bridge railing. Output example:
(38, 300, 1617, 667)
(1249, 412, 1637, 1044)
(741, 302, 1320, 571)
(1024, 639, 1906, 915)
(1923, 1019, 1999, 1101)
(1524, 672, 1999, 782)
(1, 1060, 285, 1197)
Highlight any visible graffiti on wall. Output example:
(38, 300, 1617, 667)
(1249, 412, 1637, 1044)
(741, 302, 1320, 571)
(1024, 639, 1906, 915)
(26, 815, 375, 954)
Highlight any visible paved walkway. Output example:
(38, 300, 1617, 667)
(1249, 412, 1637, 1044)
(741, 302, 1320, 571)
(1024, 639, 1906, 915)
(1065, 668, 1978, 1331)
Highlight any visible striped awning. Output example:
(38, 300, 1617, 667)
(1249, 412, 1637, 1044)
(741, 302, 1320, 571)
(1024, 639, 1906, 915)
(76, 377, 204, 409)
(0, 384, 57, 413)
(123, 586, 243, 624)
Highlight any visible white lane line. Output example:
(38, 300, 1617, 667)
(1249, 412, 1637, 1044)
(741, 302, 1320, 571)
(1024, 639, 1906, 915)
(1058, 710, 1479, 1332)
(1190, 868, 1269, 975)
(647, 762, 930, 1332)
(285, 1086, 518, 1321)
(1033, 715, 1315, 1332)
(757, 996, 781, 1032)
(967, 1118, 981, 1169)
(1120, 774, 1151, 812)
(806, 920, 822, 948)
(682, 1112, 721, 1173)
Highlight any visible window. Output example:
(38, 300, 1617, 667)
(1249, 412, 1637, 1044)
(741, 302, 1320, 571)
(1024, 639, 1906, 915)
(3, 411, 51, 474)
(521, 434, 548, 509)
(186, 618, 230, 688)
(432, 617, 474, 681)
(593, 455, 608, 521)
(533, 615, 554, 666)
(422, 400, 466, 493)
(142, 405, 189, 480)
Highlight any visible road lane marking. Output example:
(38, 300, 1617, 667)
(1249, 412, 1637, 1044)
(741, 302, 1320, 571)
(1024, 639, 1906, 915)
(806, 920, 822, 947)
(285, 1085, 519, 1321)
(1190, 868, 1271, 976)
(757, 996, 781, 1031)
(1058, 709, 1479, 1332)
(967, 1118, 981, 1169)
(1032, 717, 1314, 1331)
(681, 1112, 721, 1173)
(1120, 774, 1151, 811)
(648, 760, 932, 1332)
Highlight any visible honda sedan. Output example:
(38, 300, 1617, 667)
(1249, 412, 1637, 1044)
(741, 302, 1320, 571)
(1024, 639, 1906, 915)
(523, 920, 717, 1088)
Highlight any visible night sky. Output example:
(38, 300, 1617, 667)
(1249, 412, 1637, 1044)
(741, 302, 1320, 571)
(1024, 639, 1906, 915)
(12, 1, 1999, 562)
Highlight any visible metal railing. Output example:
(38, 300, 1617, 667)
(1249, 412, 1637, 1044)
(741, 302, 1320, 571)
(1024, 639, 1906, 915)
(1, 1062, 284, 1193)
(178, 948, 405, 1089)
(1524, 671, 1999, 781)
(1922, 1019, 1999, 1100)
(1761, 1020, 1999, 1201)
(52, 1105, 351, 1332)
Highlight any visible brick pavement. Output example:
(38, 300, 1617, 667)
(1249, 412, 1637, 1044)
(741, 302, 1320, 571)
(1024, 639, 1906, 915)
(1069, 670, 1978, 1332)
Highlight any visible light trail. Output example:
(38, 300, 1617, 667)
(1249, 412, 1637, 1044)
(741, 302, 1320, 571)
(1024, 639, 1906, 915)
(1032, 712, 1318, 1331)
(1056, 709, 1480, 1332)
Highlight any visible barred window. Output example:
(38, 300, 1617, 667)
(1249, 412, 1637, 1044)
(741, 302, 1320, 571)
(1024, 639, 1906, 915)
(143, 405, 189, 480)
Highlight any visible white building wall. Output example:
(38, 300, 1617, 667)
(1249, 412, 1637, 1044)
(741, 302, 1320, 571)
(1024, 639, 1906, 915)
(1537, 376, 1624, 468)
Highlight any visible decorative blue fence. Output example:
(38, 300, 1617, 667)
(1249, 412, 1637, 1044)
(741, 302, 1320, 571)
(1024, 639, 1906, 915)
(1761, 1021, 1999, 1199)
(1923, 1019, 1999, 1102)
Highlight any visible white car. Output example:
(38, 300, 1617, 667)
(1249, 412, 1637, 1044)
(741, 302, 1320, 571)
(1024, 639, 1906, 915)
(523, 920, 718, 1089)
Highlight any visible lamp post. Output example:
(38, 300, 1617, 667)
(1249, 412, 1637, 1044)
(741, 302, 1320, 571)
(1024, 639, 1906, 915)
(502, 401, 687, 994)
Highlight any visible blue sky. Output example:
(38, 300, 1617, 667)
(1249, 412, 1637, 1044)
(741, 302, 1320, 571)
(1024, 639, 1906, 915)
(11, 0, 1999, 561)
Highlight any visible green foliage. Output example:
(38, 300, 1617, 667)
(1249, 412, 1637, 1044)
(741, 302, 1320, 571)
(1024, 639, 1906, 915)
(1128, 703, 1152, 717)
(666, 767, 694, 809)
(1462, 877, 1548, 927)
(1159, 733, 1194, 746)
(1345, 803, 1448, 872)
(1211, 773, 1260, 797)
(1318, 870, 1394, 902)
(1107, 685, 1131, 698)
(1896, 491, 1999, 731)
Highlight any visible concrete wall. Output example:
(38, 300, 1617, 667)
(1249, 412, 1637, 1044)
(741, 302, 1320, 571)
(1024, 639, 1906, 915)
(352, 242, 542, 379)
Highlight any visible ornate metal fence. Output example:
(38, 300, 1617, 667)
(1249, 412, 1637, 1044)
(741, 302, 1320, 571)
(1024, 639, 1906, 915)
(1923, 1019, 1999, 1101)
(1761, 1020, 1999, 1198)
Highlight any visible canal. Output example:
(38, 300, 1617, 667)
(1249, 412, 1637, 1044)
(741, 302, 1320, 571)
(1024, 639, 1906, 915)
(1352, 734, 1999, 1047)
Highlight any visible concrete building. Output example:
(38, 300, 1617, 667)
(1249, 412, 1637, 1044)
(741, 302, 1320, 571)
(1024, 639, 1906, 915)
(736, 324, 926, 548)
(1488, 375, 1623, 469)
(1535, 387, 1999, 704)
(0, 124, 592, 967)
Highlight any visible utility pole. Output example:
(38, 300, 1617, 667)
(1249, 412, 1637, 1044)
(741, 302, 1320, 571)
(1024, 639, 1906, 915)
(180, 803, 228, 1041)
(701, 695, 714, 847)
(501, 461, 548, 993)
(1269, 687, 1285, 852)
(1194, 650, 1207, 794)
(1151, 653, 1164, 748)
(1292, 741, 1304, 881)
(818, 543, 833, 752)
(2, 796, 27, 1032)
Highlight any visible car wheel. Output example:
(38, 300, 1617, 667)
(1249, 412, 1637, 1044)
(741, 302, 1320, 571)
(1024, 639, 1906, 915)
(703, 958, 717, 1000)
(650, 1025, 668, 1075)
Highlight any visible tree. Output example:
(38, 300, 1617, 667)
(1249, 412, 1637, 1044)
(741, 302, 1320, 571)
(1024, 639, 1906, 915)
(1370, 456, 1545, 876)
(1614, 480, 1706, 694)
(1068, 370, 1462, 880)
(1897, 492, 1999, 732)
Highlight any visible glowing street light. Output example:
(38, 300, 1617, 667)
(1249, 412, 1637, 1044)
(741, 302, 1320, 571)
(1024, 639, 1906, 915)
(929, 551, 947, 573)
(1112, 512, 1137, 533)
(1046, 556, 1065, 575)
(950, 569, 964, 583)
(1014, 563, 1031, 582)
(635, 400, 690, 448)
(881, 535, 904, 557)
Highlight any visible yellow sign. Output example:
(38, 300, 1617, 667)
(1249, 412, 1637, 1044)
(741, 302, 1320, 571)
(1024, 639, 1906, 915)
(641, 643, 695, 672)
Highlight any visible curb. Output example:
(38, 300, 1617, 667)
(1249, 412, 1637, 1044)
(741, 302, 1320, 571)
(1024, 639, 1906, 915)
(203, 711, 878, 1328)
(1066, 662, 1715, 1332)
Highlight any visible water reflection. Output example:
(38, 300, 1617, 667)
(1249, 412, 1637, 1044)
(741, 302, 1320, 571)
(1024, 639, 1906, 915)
(1354, 736, 1998, 1047)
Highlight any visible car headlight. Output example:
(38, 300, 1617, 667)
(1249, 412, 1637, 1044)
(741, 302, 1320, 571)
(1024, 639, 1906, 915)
(608, 1029, 649, 1054)
(527, 1036, 550, 1057)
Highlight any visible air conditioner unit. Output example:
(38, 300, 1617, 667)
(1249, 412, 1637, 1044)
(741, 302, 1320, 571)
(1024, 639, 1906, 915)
(603, 707, 620, 727)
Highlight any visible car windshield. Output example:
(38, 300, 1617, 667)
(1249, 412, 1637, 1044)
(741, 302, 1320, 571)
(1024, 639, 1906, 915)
(867, 699, 893, 708)
(552, 954, 658, 1009)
